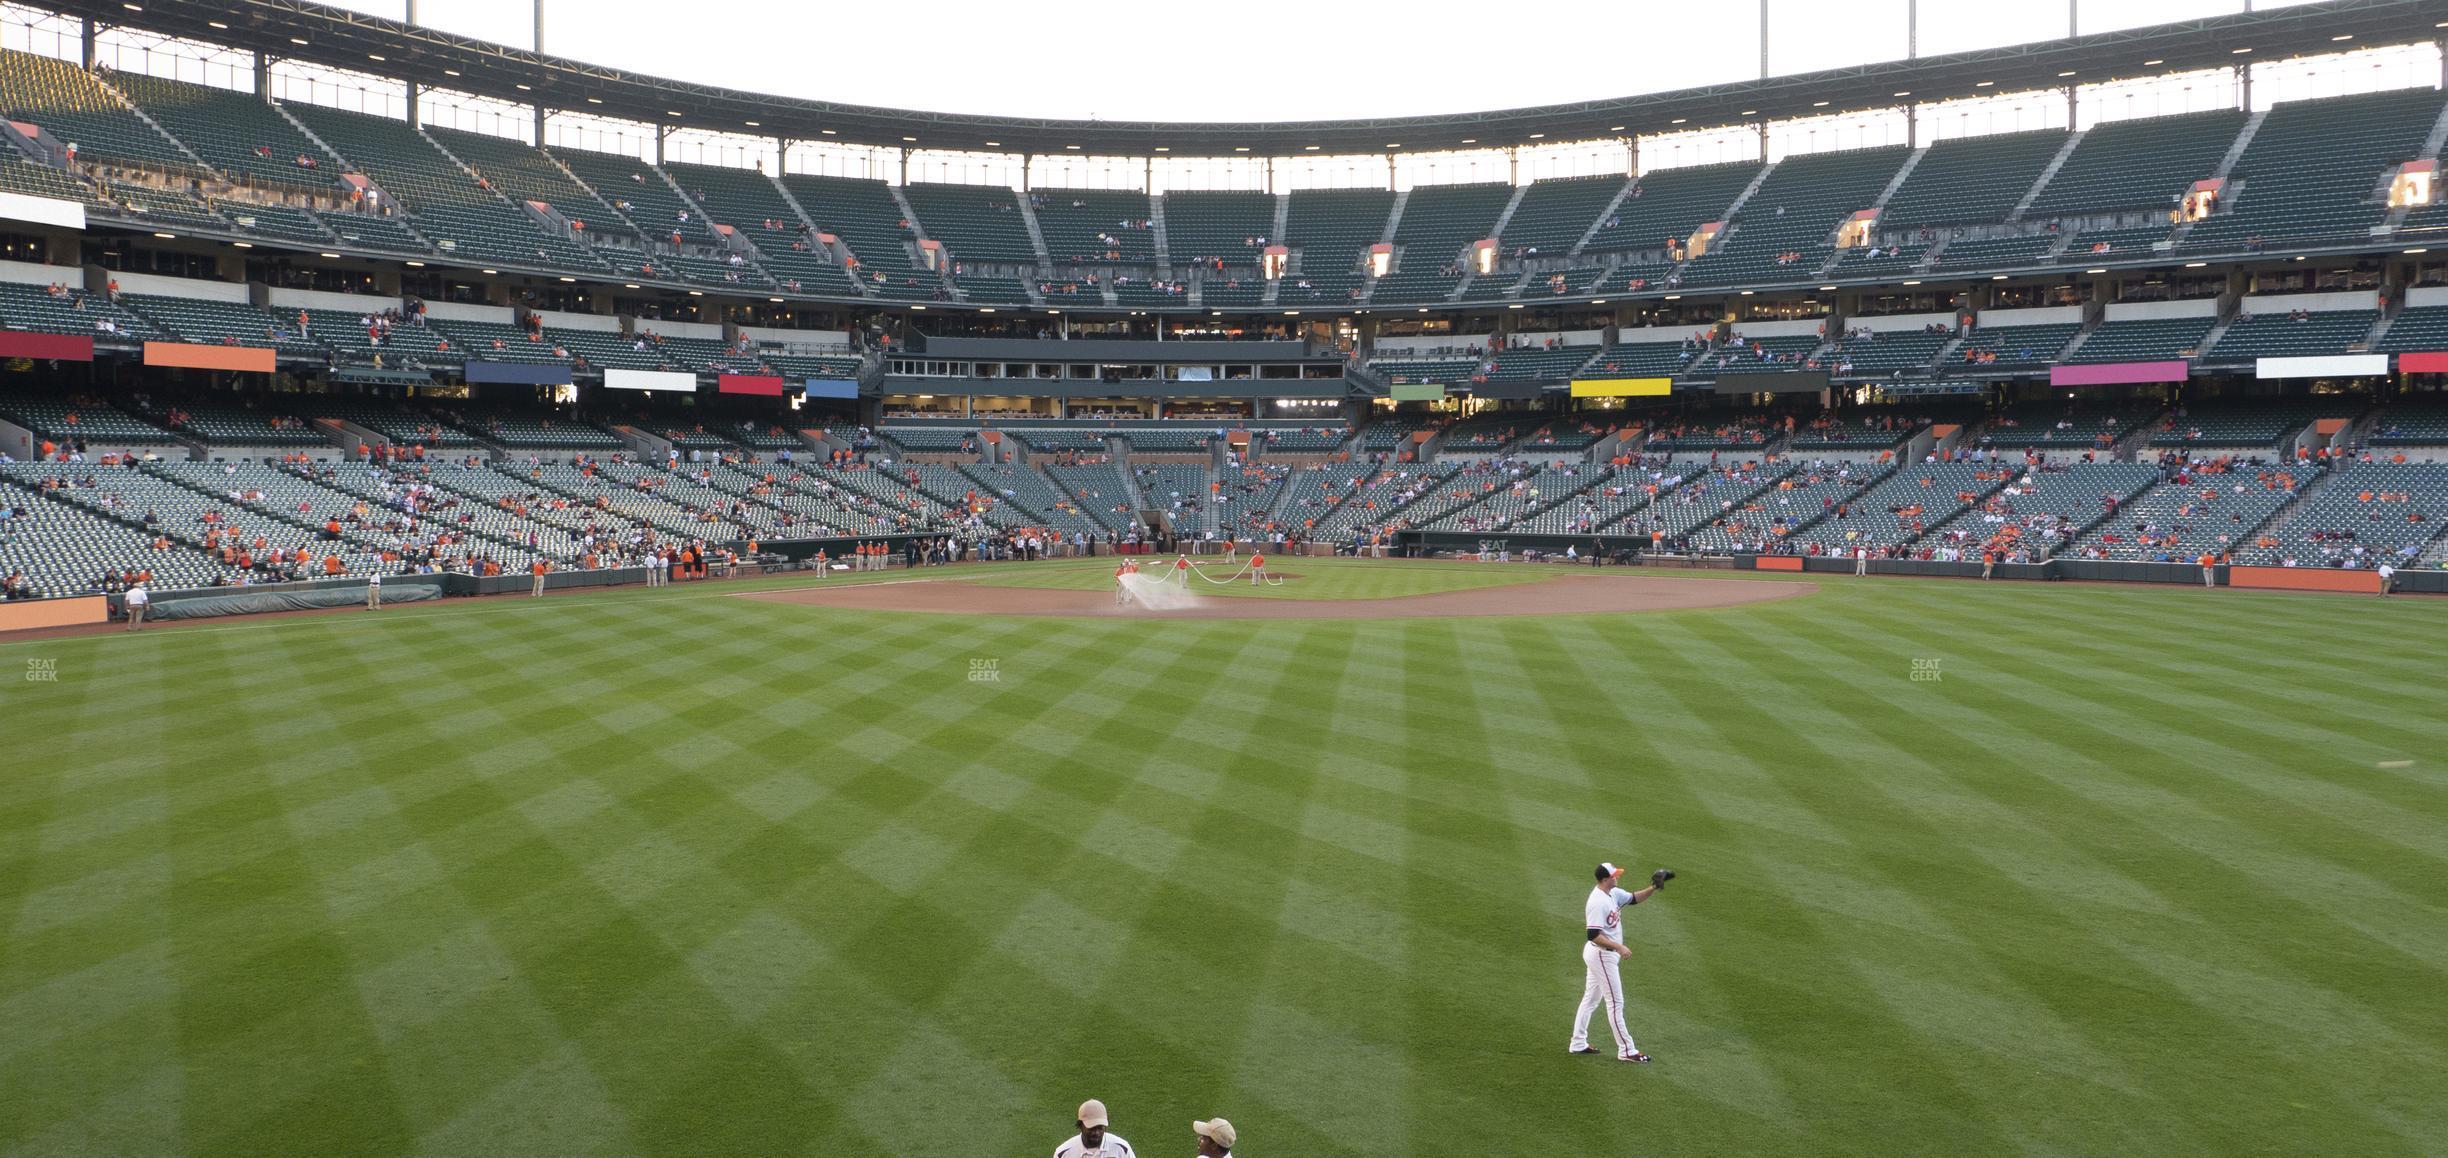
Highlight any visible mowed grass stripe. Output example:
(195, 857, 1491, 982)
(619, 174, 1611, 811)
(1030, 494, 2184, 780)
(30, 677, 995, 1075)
(2, 564, 2445, 1155)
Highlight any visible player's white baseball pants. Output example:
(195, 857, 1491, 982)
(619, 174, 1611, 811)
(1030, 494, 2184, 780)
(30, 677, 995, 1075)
(1570, 942, 1637, 1057)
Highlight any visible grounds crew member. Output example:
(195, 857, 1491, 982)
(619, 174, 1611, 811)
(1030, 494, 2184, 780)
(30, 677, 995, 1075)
(1193, 1117, 1236, 1156)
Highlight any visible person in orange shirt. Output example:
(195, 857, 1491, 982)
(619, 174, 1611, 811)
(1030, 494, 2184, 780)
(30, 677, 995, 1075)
(2198, 553, 2217, 589)
(531, 559, 551, 597)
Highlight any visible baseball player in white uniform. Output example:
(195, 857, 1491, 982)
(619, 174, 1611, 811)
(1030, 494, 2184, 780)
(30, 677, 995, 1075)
(1054, 1098, 1133, 1158)
(1571, 861, 1673, 1062)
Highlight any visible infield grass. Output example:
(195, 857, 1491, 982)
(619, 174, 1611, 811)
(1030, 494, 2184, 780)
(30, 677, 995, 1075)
(0, 562, 2442, 1156)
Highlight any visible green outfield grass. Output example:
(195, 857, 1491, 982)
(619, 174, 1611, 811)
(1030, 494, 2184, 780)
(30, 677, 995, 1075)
(1, 564, 2442, 1156)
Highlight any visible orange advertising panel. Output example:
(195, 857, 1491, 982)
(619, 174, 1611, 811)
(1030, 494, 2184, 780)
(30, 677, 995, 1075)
(2227, 566, 2380, 595)
(0, 594, 108, 632)
(1754, 556, 1805, 572)
(144, 342, 275, 373)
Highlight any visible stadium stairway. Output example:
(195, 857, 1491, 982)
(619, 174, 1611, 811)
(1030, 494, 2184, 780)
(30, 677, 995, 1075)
(2380, 99, 2448, 235)
(1566, 179, 1638, 259)
(1015, 194, 1055, 277)
(2166, 110, 2268, 248)
(1149, 195, 1173, 277)
(1814, 146, 1929, 279)
(2006, 130, 2088, 222)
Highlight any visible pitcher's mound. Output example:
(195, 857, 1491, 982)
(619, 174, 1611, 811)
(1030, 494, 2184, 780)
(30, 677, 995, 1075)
(742, 572, 1810, 620)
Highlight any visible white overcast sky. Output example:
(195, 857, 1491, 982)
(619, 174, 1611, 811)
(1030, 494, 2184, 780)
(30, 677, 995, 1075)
(319, 0, 2330, 122)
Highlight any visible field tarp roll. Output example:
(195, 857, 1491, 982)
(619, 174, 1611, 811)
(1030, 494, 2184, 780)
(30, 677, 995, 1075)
(144, 580, 442, 620)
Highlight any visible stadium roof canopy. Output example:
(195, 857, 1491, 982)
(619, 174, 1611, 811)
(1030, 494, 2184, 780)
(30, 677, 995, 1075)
(47, 0, 2448, 156)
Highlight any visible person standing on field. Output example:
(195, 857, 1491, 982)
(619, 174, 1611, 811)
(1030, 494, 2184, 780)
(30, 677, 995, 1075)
(2378, 561, 2396, 597)
(1054, 1099, 1132, 1158)
(123, 581, 147, 630)
(1571, 861, 1668, 1063)
(366, 571, 382, 610)
(1192, 1117, 1236, 1156)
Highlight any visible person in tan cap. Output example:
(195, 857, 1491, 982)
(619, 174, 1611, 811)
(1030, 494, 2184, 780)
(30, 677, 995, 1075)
(1193, 1117, 1237, 1156)
(1053, 1099, 1133, 1157)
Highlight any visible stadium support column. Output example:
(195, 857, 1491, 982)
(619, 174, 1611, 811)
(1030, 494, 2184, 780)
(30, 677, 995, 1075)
(657, 126, 670, 167)
(1508, 146, 1519, 186)
(253, 54, 271, 101)
(79, 19, 94, 69)
(2239, 63, 2253, 113)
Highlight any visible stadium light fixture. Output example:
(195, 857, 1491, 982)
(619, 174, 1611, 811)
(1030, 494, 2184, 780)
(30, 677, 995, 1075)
(1609, 125, 1625, 132)
(2232, 47, 2252, 54)
(122, 2, 138, 8)
(2408, 248, 2430, 254)
(319, 252, 339, 258)
(1284, 310, 1299, 315)
(1975, 80, 1995, 87)
(1992, 274, 2008, 280)
(515, 83, 531, 91)
(367, 54, 384, 62)
(820, 129, 836, 135)
(1740, 289, 1755, 295)
(2086, 268, 2108, 274)
(911, 305, 926, 310)
(1671, 118, 1687, 124)
(1387, 143, 1402, 148)
(152, 232, 174, 239)
(1893, 91, 1910, 97)
(1813, 100, 1830, 107)
(482, 269, 497, 275)
(688, 290, 704, 296)
(671, 111, 687, 118)
(1151, 146, 1166, 151)
(1304, 145, 1318, 151)
(1740, 110, 1756, 116)
(979, 307, 996, 313)
(1591, 299, 1607, 305)
(1902, 280, 1922, 285)
(1529, 133, 1546, 139)
(1417, 308, 1428, 313)
(624, 283, 639, 288)
(2333, 34, 2354, 41)
(1461, 138, 1476, 144)
(587, 97, 603, 104)
(1664, 294, 1681, 300)
(406, 260, 425, 267)
(443, 69, 460, 76)
(2184, 262, 2208, 268)
(1069, 144, 1083, 150)
(231, 241, 251, 248)
(289, 37, 308, 45)
(208, 20, 226, 28)
(562, 276, 578, 282)
(901, 136, 917, 142)
(2144, 59, 2163, 65)
(1509, 303, 1525, 308)
(1819, 285, 1837, 291)
(1047, 309, 1060, 314)
(744, 121, 759, 127)
(2057, 70, 2077, 77)
(1234, 146, 1249, 152)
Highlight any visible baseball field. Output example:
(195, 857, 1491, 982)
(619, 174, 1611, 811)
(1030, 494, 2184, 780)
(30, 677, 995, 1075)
(1, 559, 2441, 1156)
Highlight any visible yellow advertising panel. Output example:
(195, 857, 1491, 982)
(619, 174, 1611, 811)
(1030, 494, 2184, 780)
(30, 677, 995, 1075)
(1570, 378, 1672, 397)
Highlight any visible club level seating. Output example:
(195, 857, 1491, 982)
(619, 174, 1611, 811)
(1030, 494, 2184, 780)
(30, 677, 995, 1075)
(1780, 460, 2004, 550)
(1598, 261, 1677, 295)
(1690, 462, 1891, 551)
(1880, 129, 2069, 230)
(1522, 266, 1607, 298)
(1033, 188, 1155, 265)
(1196, 274, 1267, 307)
(0, 474, 232, 595)
(2064, 225, 2170, 261)
(1250, 424, 1348, 453)
(429, 319, 568, 365)
(0, 388, 175, 445)
(1829, 329, 1952, 375)
(430, 126, 630, 243)
(459, 409, 624, 450)
(1359, 416, 1445, 452)
(1374, 182, 1513, 304)
(296, 400, 480, 449)
(1683, 146, 1911, 287)
(2068, 464, 2312, 562)
(1641, 417, 1777, 452)
(0, 149, 105, 204)
(955, 275, 1032, 305)
(2235, 462, 2448, 566)
(1956, 322, 2081, 371)
(0, 50, 191, 169)
(1583, 160, 1758, 255)
(880, 426, 974, 453)
(1284, 188, 1394, 283)
(1114, 426, 1212, 453)
(0, 282, 164, 341)
(2376, 305, 2448, 353)
(1828, 244, 1927, 277)
(1014, 427, 1113, 453)
(140, 400, 324, 448)
(2367, 403, 2448, 446)
(2188, 88, 2444, 252)
(299, 309, 460, 367)
(218, 203, 337, 245)
(103, 71, 326, 190)
(762, 351, 863, 379)
(1442, 416, 1529, 451)
(313, 209, 433, 256)
(1278, 268, 1366, 304)
(1163, 190, 1275, 268)
(2206, 309, 2377, 360)
(1787, 415, 1918, 452)
(1975, 405, 2151, 450)
(1933, 234, 2060, 270)
(102, 180, 228, 232)
(121, 294, 322, 356)
(2146, 403, 2339, 449)
(2069, 315, 2214, 363)
(903, 182, 1038, 264)
(1501, 176, 1624, 257)
(1485, 345, 1601, 383)
(1112, 277, 1189, 306)
(2027, 108, 2248, 218)
(1370, 357, 1477, 385)
(1455, 272, 1524, 301)
(1582, 340, 1702, 378)
(1692, 334, 1822, 375)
